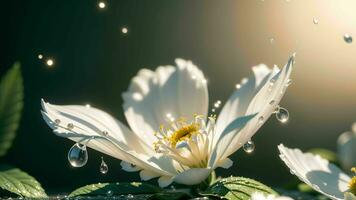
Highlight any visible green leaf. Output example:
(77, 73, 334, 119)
(69, 182, 162, 197)
(0, 166, 47, 198)
(0, 63, 24, 158)
(200, 176, 278, 200)
(308, 148, 338, 163)
(149, 191, 190, 200)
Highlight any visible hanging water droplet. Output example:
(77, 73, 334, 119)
(243, 140, 255, 153)
(258, 116, 264, 124)
(100, 157, 108, 174)
(68, 143, 88, 167)
(344, 34, 353, 44)
(106, 190, 113, 196)
(313, 18, 319, 24)
(276, 107, 289, 123)
(54, 119, 61, 124)
(67, 123, 74, 130)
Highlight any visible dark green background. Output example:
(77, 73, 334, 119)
(1, 0, 354, 194)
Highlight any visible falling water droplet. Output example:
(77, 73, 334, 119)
(68, 143, 88, 167)
(100, 157, 108, 174)
(67, 123, 74, 130)
(276, 107, 289, 123)
(243, 140, 255, 153)
(258, 116, 264, 124)
(313, 18, 319, 24)
(344, 34, 353, 44)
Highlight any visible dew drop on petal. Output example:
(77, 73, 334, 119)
(269, 100, 275, 105)
(68, 143, 88, 167)
(243, 140, 255, 153)
(276, 107, 289, 123)
(54, 119, 61, 124)
(286, 79, 292, 86)
(67, 123, 74, 130)
(102, 130, 108, 136)
(100, 157, 108, 174)
(344, 34, 353, 44)
(269, 37, 275, 44)
(258, 116, 264, 124)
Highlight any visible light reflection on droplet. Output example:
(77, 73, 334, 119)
(38, 54, 43, 59)
(313, 18, 319, 25)
(269, 37, 275, 44)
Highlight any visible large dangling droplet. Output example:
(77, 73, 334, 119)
(68, 143, 88, 167)
(99, 157, 108, 174)
(243, 140, 255, 154)
(276, 107, 289, 123)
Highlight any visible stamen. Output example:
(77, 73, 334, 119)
(349, 167, 356, 195)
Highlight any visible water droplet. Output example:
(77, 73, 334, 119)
(98, 1, 106, 9)
(106, 190, 113, 196)
(269, 100, 275, 105)
(85, 104, 91, 108)
(290, 169, 295, 175)
(235, 84, 241, 89)
(269, 37, 275, 44)
(276, 107, 289, 123)
(122, 27, 128, 34)
(100, 157, 108, 174)
(127, 194, 134, 199)
(67, 123, 74, 130)
(68, 143, 88, 167)
(54, 119, 61, 124)
(102, 130, 108, 136)
(274, 105, 280, 113)
(344, 34, 353, 44)
(286, 79, 292, 86)
(38, 54, 43, 59)
(258, 116, 264, 124)
(46, 59, 54, 67)
(130, 163, 136, 168)
(313, 18, 318, 24)
(243, 140, 255, 153)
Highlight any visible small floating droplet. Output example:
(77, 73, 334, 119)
(85, 104, 91, 108)
(285, 79, 292, 86)
(122, 27, 128, 34)
(67, 123, 74, 130)
(106, 190, 113, 196)
(313, 18, 318, 24)
(344, 34, 353, 44)
(46, 59, 54, 67)
(98, 1, 106, 9)
(38, 54, 43, 59)
(276, 107, 289, 123)
(68, 143, 88, 167)
(100, 157, 108, 174)
(243, 140, 255, 153)
(235, 84, 241, 89)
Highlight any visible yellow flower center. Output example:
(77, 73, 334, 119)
(168, 123, 200, 147)
(349, 167, 356, 195)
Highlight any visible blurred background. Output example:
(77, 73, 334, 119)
(1, 0, 356, 194)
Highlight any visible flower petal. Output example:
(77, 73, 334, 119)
(122, 59, 209, 145)
(173, 168, 212, 185)
(41, 100, 174, 177)
(215, 54, 295, 161)
(337, 130, 356, 171)
(140, 169, 160, 181)
(158, 176, 174, 188)
(278, 144, 351, 200)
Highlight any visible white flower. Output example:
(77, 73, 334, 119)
(278, 144, 356, 200)
(251, 192, 294, 200)
(41, 55, 294, 187)
(338, 124, 356, 171)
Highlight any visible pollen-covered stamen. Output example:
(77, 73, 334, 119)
(152, 115, 215, 168)
(349, 167, 356, 195)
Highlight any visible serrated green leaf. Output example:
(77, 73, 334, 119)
(308, 148, 338, 163)
(0, 63, 24, 158)
(0, 165, 47, 198)
(200, 176, 278, 200)
(69, 182, 162, 197)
